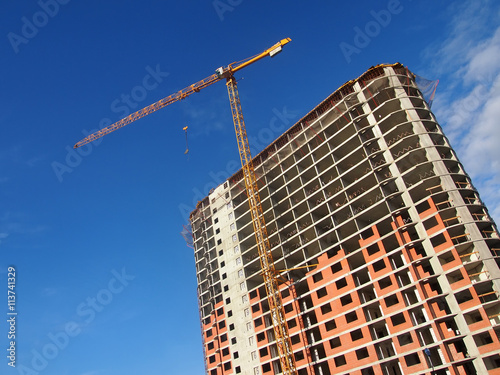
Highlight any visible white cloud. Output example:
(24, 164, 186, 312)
(25, 155, 45, 168)
(178, 95, 229, 137)
(41, 287, 58, 297)
(426, 1, 498, 77)
(463, 28, 500, 84)
(0, 232, 8, 245)
(427, 1, 500, 222)
(0, 211, 49, 239)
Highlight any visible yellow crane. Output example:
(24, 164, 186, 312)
(74, 38, 297, 375)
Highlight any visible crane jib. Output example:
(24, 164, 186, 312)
(73, 40, 289, 149)
(72, 39, 297, 375)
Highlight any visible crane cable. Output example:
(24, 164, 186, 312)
(183, 126, 189, 155)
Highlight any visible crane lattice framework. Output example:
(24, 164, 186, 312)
(74, 38, 297, 375)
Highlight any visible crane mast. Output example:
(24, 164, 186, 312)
(74, 38, 297, 375)
(226, 75, 296, 375)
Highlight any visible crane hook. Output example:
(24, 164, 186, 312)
(183, 126, 189, 155)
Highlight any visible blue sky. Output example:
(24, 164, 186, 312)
(1, 1, 499, 374)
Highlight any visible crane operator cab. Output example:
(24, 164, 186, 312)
(215, 66, 229, 78)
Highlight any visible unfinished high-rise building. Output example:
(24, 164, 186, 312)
(189, 63, 500, 375)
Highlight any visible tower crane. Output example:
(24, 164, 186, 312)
(74, 38, 297, 375)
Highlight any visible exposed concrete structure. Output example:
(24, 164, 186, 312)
(190, 63, 500, 375)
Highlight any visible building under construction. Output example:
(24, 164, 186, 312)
(189, 63, 500, 375)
